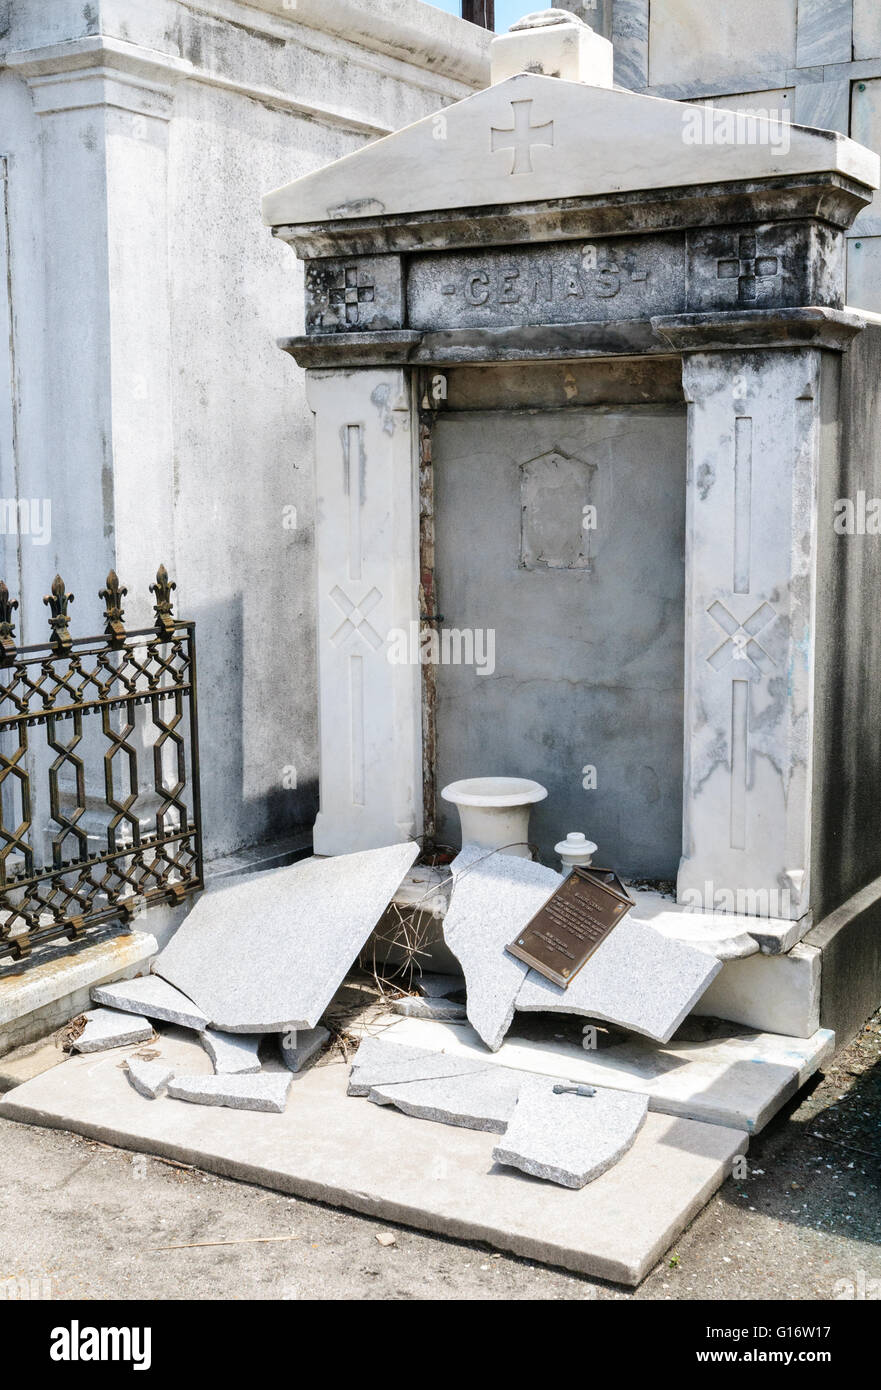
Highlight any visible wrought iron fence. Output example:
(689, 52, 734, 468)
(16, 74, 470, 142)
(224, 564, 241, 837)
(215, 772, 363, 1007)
(0, 565, 202, 963)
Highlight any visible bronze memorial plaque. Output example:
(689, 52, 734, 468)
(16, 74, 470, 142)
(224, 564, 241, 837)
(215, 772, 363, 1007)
(506, 867, 635, 989)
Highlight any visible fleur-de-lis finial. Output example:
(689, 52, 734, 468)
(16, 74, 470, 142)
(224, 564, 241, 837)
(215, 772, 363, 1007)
(43, 574, 74, 653)
(99, 569, 127, 643)
(0, 580, 18, 662)
(150, 563, 177, 637)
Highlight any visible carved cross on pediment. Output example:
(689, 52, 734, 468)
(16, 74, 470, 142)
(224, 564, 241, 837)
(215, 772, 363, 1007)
(330, 266, 376, 324)
(717, 234, 782, 302)
(490, 98, 554, 176)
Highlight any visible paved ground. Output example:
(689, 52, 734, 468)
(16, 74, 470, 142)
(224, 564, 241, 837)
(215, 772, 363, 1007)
(0, 1008, 879, 1302)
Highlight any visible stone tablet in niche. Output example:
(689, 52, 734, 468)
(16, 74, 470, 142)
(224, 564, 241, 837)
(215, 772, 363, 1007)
(520, 448, 596, 571)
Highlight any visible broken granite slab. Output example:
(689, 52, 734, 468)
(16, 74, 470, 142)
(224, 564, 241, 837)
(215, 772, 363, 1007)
(92, 974, 210, 1032)
(200, 1030, 261, 1075)
(368, 1067, 523, 1134)
(348, 1035, 488, 1096)
(515, 918, 721, 1043)
(154, 842, 419, 1032)
(74, 1008, 154, 1053)
(167, 1071, 292, 1114)
(382, 1014, 835, 1135)
(279, 1025, 330, 1073)
(392, 996, 467, 1021)
(126, 1056, 175, 1100)
(442, 845, 558, 1051)
(493, 1078, 649, 1188)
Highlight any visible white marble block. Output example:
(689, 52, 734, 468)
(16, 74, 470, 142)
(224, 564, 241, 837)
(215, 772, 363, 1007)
(678, 350, 825, 922)
(306, 369, 422, 855)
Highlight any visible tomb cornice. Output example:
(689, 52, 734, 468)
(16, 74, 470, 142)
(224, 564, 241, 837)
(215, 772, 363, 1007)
(274, 172, 872, 262)
(280, 307, 866, 369)
(651, 306, 866, 354)
(2, 35, 193, 118)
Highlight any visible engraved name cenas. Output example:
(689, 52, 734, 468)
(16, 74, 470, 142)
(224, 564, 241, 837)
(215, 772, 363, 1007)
(441, 244, 648, 309)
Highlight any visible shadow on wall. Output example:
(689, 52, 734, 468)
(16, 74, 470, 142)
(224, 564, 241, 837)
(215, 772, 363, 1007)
(189, 591, 319, 860)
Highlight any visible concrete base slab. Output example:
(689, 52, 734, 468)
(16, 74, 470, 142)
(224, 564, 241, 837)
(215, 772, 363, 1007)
(0, 1030, 746, 1285)
(0, 1035, 66, 1093)
(375, 1016, 834, 1134)
(806, 872, 881, 1046)
(691, 943, 821, 1038)
(0, 931, 157, 1057)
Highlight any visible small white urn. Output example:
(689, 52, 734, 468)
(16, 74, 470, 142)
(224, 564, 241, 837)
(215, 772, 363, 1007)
(441, 776, 548, 858)
(555, 831, 598, 873)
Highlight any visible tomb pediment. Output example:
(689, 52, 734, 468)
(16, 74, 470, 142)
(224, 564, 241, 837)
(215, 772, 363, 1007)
(262, 71, 879, 230)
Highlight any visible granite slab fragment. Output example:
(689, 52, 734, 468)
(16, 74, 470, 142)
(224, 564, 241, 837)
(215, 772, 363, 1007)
(0, 1033, 748, 1286)
(154, 842, 419, 1032)
(347, 1036, 488, 1097)
(167, 1071, 292, 1114)
(199, 1030, 261, 1075)
(368, 1067, 522, 1133)
(74, 1008, 154, 1053)
(392, 996, 467, 1021)
(442, 844, 561, 1051)
(380, 1016, 834, 1134)
(125, 1057, 175, 1100)
(492, 1078, 649, 1188)
(92, 975, 210, 1032)
(515, 917, 721, 1044)
(279, 1026, 330, 1073)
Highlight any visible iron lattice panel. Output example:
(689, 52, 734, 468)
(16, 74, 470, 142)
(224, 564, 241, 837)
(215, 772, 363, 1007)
(0, 568, 203, 963)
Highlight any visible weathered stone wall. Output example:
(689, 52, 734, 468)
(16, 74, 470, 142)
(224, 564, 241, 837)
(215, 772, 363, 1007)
(0, 0, 489, 861)
(812, 322, 881, 919)
(610, 0, 881, 311)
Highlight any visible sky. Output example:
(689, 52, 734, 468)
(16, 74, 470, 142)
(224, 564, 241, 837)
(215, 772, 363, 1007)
(426, 0, 540, 30)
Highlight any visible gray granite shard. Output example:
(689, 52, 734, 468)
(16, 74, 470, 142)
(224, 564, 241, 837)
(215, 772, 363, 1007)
(200, 1030, 262, 1075)
(515, 917, 721, 1044)
(92, 975, 210, 1032)
(347, 1036, 487, 1097)
(492, 1079, 649, 1188)
(279, 1025, 330, 1073)
(442, 844, 560, 1051)
(167, 1071, 292, 1114)
(126, 1057, 175, 1100)
(74, 1008, 154, 1053)
(392, 996, 467, 1021)
(154, 842, 419, 1032)
(415, 973, 465, 999)
(368, 1068, 523, 1134)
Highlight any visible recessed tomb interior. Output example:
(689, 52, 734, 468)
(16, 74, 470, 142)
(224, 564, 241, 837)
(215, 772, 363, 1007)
(430, 360, 686, 875)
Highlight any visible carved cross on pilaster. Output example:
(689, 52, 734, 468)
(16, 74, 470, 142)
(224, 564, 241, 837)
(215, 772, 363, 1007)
(717, 234, 782, 302)
(330, 267, 376, 325)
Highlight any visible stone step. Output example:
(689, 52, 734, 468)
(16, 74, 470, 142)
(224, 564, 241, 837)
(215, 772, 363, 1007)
(0, 1029, 747, 1286)
(372, 1015, 834, 1135)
